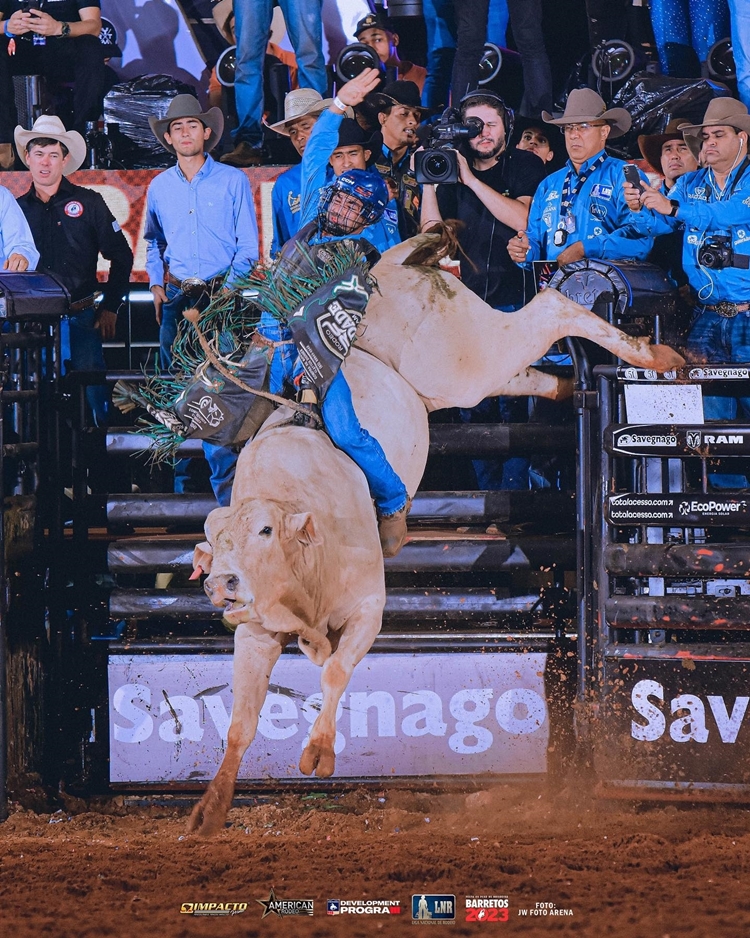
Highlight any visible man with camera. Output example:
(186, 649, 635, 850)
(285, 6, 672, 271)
(0, 0, 106, 169)
(354, 12, 426, 93)
(624, 98, 750, 430)
(508, 89, 653, 268)
(420, 90, 546, 490)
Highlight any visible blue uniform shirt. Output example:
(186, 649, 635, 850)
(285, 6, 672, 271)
(631, 160, 750, 303)
(299, 109, 400, 253)
(1, 186, 39, 269)
(271, 163, 303, 257)
(523, 149, 654, 265)
(145, 154, 259, 288)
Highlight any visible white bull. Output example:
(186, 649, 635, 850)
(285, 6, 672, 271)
(359, 232, 685, 409)
(187, 350, 428, 836)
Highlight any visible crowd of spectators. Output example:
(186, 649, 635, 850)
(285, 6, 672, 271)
(2, 1, 750, 499)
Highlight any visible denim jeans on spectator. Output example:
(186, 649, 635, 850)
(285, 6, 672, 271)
(61, 309, 109, 428)
(687, 306, 750, 488)
(729, 0, 750, 110)
(649, 0, 730, 74)
(160, 283, 238, 505)
(506, 0, 553, 117)
(233, 0, 326, 148)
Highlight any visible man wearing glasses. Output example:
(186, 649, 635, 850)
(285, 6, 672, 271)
(509, 89, 653, 266)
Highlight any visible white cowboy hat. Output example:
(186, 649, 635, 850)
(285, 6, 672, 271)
(266, 88, 335, 135)
(542, 88, 631, 139)
(14, 115, 86, 174)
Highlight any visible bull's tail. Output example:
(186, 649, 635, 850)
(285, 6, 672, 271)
(297, 631, 332, 666)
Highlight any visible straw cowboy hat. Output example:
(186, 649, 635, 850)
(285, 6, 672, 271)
(212, 0, 234, 45)
(678, 97, 750, 160)
(266, 88, 335, 135)
(14, 115, 86, 174)
(638, 117, 689, 174)
(542, 88, 631, 139)
(149, 94, 224, 154)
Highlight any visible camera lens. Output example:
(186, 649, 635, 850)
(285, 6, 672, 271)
(336, 43, 383, 83)
(425, 152, 450, 180)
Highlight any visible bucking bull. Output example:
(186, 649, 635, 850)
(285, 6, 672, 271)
(187, 230, 684, 835)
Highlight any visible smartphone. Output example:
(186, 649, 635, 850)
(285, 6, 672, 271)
(623, 163, 646, 194)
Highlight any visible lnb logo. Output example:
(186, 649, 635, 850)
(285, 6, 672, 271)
(412, 894, 456, 923)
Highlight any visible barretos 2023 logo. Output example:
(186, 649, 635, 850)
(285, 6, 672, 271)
(465, 895, 509, 921)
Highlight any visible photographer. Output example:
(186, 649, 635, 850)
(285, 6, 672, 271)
(0, 0, 106, 169)
(624, 98, 750, 433)
(420, 90, 546, 490)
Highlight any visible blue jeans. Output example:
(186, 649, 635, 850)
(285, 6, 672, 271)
(729, 0, 750, 110)
(233, 0, 326, 147)
(650, 0, 730, 73)
(687, 306, 750, 488)
(260, 314, 407, 515)
(160, 283, 237, 505)
(61, 309, 109, 427)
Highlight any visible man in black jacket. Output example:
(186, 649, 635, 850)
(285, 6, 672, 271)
(420, 90, 546, 489)
(15, 114, 132, 425)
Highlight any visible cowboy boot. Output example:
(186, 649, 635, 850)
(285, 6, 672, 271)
(377, 497, 412, 558)
(293, 384, 322, 430)
(220, 141, 264, 167)
(0, 143, 15, 170)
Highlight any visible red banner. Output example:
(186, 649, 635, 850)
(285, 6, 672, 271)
(0, 166, 290, 282)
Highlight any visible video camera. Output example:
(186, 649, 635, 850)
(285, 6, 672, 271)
(699, 234, 750, 270)
(414, 107, 484, 185)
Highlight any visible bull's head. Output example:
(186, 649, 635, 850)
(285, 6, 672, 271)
(194, 498, 322, 628)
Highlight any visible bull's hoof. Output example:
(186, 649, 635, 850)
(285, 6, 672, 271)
(186, 800, 225, 837)
(299, 743, 336, 778)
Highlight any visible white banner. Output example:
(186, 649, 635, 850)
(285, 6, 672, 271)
(109, 652, 549, 783)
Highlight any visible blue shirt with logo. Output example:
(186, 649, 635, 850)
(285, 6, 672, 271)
(299, 108, 401, 254)
(630, 160, 750, 303)
(271, 163, 303, 257)
(522, 149, 654, 265)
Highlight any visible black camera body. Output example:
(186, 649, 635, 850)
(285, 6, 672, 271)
(699, 235, 735, 269)
(414, 109, 484, 185)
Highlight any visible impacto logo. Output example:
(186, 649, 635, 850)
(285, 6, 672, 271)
(180, 901, 247, 916)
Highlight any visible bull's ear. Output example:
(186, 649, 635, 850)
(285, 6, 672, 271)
(283, 511, 322, 547)
(191, 541, 213, 578)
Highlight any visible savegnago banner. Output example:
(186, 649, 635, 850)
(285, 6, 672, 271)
(108, 653, 549, 783)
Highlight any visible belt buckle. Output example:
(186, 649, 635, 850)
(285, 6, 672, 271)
(715, 301, 739, 318)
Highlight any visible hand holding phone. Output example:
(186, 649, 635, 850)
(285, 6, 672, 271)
(623, 163, 646, 194)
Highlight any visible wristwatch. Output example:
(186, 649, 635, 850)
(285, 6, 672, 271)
(60, 21, 71, 38)
(668, 199, 679, 217)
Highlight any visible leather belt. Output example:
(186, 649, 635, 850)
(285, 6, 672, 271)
(703, 300, 750, 318)
(165, 270, 224, 292)
(69, 295, 95, 312)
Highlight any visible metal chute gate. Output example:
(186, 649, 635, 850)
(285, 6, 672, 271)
(2, 262, 749, 806)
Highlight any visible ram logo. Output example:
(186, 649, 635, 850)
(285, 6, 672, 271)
(686, 431, 701, 448)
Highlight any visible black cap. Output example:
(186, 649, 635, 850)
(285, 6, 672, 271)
(354, 12, 395, 38)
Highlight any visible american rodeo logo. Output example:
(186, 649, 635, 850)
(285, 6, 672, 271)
(631, 680, 749, 743)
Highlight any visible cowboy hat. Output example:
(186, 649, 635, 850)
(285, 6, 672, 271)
(212, 0, 234, 45)
(266, 88, 335, 135)
(368, 80, 432, 118)
(638, 117, 690, 173)
(149, 94, 224, 154)
(542, 88, 631, 139)
(14, 115, 86, 174)
(335, 118, 382, 165)
(677, 97, 750, 160)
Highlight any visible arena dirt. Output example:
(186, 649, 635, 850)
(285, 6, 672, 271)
(1, 784, 748, 937)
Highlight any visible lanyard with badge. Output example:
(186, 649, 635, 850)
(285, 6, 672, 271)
(554, 152, 607, 247)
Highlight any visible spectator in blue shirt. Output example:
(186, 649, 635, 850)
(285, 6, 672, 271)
(145, 94, 259, 505)
(508, 89, 653, 269)
(267, 88, 332, 257)
(0, 183, 37, 270)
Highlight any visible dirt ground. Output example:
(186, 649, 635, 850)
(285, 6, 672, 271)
(1, 784, 749, 938)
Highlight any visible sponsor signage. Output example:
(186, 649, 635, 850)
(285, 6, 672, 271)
(615, 366, 750, 381)
(412, 894, 456, 923)
(607, 493, 750, 525)
(599, 659, 750, 784)
(327, 899, 401, 915)
(108, 653, 548, 783)
(465, 896, 509, 922)
(610, 425, 750, 456)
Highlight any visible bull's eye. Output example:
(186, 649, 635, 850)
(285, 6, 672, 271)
(259, 526, 273, 537)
